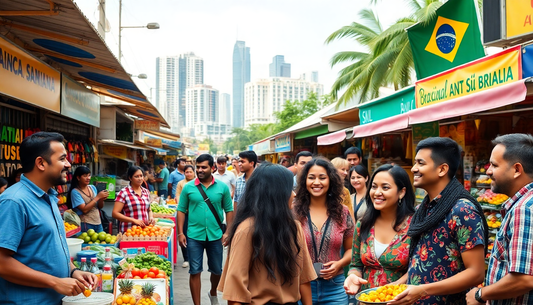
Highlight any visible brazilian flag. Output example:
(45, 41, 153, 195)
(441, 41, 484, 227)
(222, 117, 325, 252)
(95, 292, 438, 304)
(407, 0, 485, 80)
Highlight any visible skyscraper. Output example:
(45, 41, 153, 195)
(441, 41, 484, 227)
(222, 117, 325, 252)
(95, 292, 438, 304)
(155, 53, 203, 133)
(269, 55, 291, 77)
(301, 71, 319, 83)
(219, 93, 231, 125)
(232, 41, 251, 128)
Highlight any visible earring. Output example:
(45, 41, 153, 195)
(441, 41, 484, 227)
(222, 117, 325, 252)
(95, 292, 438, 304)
(398, 198, 403, 206)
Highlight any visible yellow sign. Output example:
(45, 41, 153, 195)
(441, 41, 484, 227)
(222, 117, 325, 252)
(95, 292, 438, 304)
(425, 16, 469, 63)
(135, 120, 160, 131)
(0, 36, 60, 112)
(198, 144, 210, 153)
(416, 46, 521, 108)
(506, 0, 533, 38)
(102, 145, 128, 159)
(145, 137, 162, 147)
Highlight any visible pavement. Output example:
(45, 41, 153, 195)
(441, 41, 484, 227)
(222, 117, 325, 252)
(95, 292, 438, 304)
(173, 246, 228, 305)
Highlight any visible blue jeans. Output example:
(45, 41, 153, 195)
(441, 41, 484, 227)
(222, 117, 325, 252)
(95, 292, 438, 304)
(310, 274, 348, 305)
(187, 238, 223, 275)
(81, 223, 103, 233)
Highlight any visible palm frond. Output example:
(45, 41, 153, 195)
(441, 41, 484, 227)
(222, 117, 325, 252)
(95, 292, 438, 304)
(330, 51, 369, 66)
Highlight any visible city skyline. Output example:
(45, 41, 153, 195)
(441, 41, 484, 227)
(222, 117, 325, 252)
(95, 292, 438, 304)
(232, 41, 251, 128)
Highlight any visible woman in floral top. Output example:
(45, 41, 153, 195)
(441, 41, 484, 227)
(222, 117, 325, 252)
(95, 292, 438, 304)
(294, 158, 355, 305)
(345, 164, 415, 294)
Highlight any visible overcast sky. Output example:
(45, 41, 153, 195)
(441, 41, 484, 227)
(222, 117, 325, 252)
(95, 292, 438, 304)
(75, 0, 412, 101)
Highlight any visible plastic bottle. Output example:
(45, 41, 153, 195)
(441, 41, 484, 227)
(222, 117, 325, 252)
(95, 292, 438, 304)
(90, 257, 102, 292)
(80, 257, 89, 272)
(101, 265, 114, 293)
(104, 257, 113, 273)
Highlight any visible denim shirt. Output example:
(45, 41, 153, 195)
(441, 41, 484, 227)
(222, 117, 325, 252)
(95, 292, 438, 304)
(0, 174, 71, 305)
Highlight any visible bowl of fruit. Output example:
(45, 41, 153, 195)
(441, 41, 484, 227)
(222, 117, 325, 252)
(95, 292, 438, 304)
(356, 284, 408, 304)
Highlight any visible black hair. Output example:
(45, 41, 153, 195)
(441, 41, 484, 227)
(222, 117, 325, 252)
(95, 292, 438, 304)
(127, 166, 144, 182)
(227, 163, 300, 285)
(415, 137, 461, 180)
(492, 134, 533, 176)
(360, 164, 415, 242)
(183, 165, 194, 172)
(66, 166, 91, 210)
(8, 168, 23, 187)
(0, 177, 8, 189)
(196, 154, 214, 167)
(20, 132, 65, 173)
(239, 151, 258, 168)
(294, 158, 345, 224)
(348, 164, 370, 194)
(295, 151, 313, 164)
(344, 146, 362, 159)
(217, 156, 227, 164)
(141, 165, 150, 174)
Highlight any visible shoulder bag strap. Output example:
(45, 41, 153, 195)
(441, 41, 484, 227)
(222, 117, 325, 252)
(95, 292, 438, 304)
(196, 184, 224, 230)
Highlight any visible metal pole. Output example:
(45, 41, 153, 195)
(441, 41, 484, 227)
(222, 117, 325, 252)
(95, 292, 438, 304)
(97, 0, 105, 37)
(118, 0, 122, 63)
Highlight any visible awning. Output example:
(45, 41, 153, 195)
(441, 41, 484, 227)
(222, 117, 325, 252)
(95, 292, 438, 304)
(98, 139, 150, 150)
(294, 125, 329, 140)
(408, 79, 528, 125)
(145, 146, 168, 155)
(317, 130, 347, 146)
(144, 131, 180, 141)
(351, 113, 410, 139)
(0, 0, 169, 127)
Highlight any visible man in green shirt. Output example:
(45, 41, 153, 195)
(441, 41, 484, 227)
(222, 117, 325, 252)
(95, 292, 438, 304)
(178, 154, 234, 305)
(155, 160, 169, 198)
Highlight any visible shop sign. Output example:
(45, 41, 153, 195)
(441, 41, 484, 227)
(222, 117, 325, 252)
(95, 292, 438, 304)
(358, 86, 415, 125)
(416, 46, 522, 108)
(102, 145, 128, 160)
(252, 140, 271, 156)
(198, 144, 210, 154)
(135, 120, 160, 132)
(61, 74, 100, 127)
(275, 134, 291, 153)
(0, 36, 60, 112)
(0, 126, 40, 178)
(506, 0, 533, 39)
(161, 139, 181, 149)
(145, 137, 162, 148)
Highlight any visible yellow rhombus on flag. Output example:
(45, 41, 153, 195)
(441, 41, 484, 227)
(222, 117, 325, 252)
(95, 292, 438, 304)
(425, 16, 470, 63)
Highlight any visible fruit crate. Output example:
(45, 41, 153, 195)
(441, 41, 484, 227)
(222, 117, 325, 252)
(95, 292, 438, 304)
(153, 212, 177, 219)
(66, 227, 81, 238)
(120, 234, 173, 260)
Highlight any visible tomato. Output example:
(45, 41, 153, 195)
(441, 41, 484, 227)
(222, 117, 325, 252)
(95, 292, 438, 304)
(133, 276, 141, 279)
(131, 268, 140, 277)
(148, 272, 156, 278)
(143, 275, 148, 279)
(156, 273, 166, 279)
(158, 270, 166, 276)
(140, 268, 149, 277)
(117, 273, 125, 279)
(149, 267, 159, 274)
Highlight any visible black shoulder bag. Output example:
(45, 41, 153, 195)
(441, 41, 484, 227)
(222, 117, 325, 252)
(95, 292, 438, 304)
(196, 184, 227, 234)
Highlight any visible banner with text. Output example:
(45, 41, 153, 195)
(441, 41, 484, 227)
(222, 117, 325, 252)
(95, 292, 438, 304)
(275, 134, 292, 153)
(61, 74, 100, 127)
(102, 145, 128, 160)
(506, 0, 533, 39)
(416, 46, 522, 108)
(135, 120, 160, 132)
(0, 36, 60, 112)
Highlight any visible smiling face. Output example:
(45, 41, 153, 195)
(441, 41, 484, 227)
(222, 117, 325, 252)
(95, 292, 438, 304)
(412, 148, 443, 190)
(77, 173, 91, 187)
(184, 167, 195, 180)
(306, 165, 330, 198)
(369, 171, 405, 212)
(45, 141, 71, 186)
(196, 160, 213, 181)
(487, 144, 515, 196)
(350, 170, 368, 193)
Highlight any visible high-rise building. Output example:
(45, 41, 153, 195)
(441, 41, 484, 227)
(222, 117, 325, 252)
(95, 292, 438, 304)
(232, 41, 251, 128)
(185, 84, 218, 132)
(244, 77, 324, 128)
(155, 53, 203, 133)
(219, 93, 231, 125)
(301, 71, 319, 83)
(269, 55, 291, 77)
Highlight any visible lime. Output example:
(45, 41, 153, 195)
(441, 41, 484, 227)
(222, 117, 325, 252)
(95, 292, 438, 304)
(80, 232, 88, 239)
(88, 241, 93, 244)
(94, 240, 100, 244)
(87, 229, 95, 236)
(101, 241, 106, 244)
(105, 237, 112, 243)
(106, 233, 111, 239)
(84, 236, 91, 243)
(98, 232, 107, 241)
(91, 234, 98, 242)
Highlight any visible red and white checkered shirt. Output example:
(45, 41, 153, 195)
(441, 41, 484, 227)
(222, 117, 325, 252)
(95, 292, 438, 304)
(115, 186, 151, 232)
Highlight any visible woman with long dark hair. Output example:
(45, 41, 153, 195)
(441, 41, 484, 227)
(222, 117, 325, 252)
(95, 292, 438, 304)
(348, 165, 370, 221)
(344, 164, 415, 295)
(67, 166, 109, 232)
(218, 163, 316, 305)
(112, 166, 155, 233)
(293, 158, 354, 305)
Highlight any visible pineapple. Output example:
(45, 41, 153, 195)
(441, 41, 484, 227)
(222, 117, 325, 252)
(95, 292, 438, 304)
(115, 280, 136, 305)
(136, 283, 156, 305)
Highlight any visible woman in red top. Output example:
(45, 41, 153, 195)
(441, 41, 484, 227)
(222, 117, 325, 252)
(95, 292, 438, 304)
(344, 164, 415, 295)
(112, 166, 155, 233)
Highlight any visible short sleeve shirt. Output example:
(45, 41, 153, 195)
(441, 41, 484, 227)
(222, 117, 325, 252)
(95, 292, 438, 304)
(178, 177, 234, 241)
(168, 170, 184, 198)
(0, 174, 70, 305)
(115, 186, 151, 232)
(486, 182, 533, 305)
(158, 167, 170, 191)
(407, 198, 486, 305)
(234, 174, 247, 205)
(214, 170, 236, 192)
(71, 185, 101, 224)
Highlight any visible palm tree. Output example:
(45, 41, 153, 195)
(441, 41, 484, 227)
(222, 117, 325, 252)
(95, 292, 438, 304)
(326, 0, 443, 106)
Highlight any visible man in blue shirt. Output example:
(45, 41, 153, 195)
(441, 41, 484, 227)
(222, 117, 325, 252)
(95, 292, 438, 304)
(155, 160, 170, 198)
(0, 132, 97, 304)
(168, 158, 186, 199)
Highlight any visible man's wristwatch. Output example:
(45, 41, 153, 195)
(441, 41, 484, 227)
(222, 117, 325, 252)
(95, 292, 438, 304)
(475, 288, 485, 303)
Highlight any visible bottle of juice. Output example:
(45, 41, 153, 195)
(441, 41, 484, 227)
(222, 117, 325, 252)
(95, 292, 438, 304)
(90, 257, 102, 292)
(101, 266, 114, 293)
(80, 257, 89, 272)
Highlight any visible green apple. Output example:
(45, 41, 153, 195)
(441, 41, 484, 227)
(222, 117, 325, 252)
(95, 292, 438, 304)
(87, 229, 95, 236)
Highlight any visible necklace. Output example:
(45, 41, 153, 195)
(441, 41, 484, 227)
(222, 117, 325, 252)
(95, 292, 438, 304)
(78, 187, 92, 198)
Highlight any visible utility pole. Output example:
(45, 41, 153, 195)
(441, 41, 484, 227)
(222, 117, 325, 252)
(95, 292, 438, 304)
(97, 0, 105, 37)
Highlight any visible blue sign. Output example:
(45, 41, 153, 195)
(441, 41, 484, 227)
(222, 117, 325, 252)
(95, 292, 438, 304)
(161, 139, 181, 149)
(275, 134, 291, 153)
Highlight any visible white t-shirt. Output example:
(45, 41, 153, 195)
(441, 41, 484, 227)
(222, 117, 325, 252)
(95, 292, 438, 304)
(374, 240, 389, 258)
(214, 170, 236, 192)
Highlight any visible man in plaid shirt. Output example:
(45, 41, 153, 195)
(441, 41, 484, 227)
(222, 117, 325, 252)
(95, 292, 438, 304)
(233, 150, 257, 212)
(466, 134, 533, 305)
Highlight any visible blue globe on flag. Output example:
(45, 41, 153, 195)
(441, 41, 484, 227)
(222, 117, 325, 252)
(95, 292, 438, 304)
(435, 24, 456, 54)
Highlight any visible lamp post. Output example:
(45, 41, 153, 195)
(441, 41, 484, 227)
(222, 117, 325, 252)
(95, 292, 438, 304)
(118, 0, 159, 62)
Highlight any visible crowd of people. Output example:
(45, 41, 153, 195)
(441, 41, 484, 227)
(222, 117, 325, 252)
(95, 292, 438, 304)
(1, 131, 533, 305)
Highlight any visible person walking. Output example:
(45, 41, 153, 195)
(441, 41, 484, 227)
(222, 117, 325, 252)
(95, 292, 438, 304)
(214, 156, 236, 198)
(169, 158, 186, 199)
(344, 164, 415, 294)
(331, 157, 355, 220)
(177, 154, 234, 305)
(465, 134, 533, 305)
(175, 165, 196, 269)
(112, 166, 155, 233)
(348, 165, 370, 221)
(293, 158, 354, 305)
(293, 151, 313, 189)
(230, 158, 241, 178)
(155, 160, 170, 198)
(67, 166, 109, 233)
(234, 151, 258, 211)
(0, 132, 97, 304)
(218, 163, 316, 305)
(391, 137, 488, 305)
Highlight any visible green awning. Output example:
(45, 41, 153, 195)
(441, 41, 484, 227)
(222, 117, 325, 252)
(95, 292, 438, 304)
(294, 125, 329, 140)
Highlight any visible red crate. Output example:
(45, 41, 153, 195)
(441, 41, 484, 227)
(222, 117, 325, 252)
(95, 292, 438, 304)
(119, 239, 170, 259)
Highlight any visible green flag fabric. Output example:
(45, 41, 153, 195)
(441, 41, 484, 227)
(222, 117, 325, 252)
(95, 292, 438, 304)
(407, 0, 485, 80)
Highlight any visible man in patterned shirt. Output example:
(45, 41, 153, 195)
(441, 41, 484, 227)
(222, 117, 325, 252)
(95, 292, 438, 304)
(233, 150, 257, 212)
(391, 137, 487, 305)
(466, 134, 533, 305)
